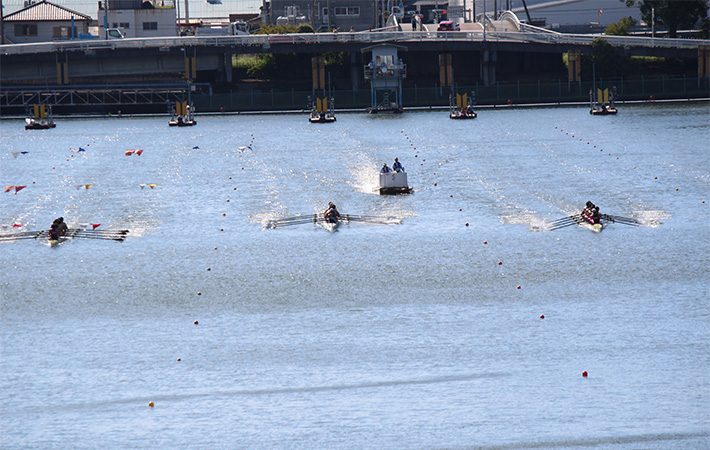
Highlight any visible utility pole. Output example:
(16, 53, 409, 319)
(0, 0, 5, 45)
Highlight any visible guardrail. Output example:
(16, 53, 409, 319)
(1, 31, 707, 56)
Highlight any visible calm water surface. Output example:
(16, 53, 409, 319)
(1, 103, 709, 449)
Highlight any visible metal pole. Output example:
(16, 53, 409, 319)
(483, 0, 486, 42)
(184, 0, 190, 30)
(0, 0, 5, 45)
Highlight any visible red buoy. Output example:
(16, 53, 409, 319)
(540, 315, 544, 319)
(517, 286, 521, 289)
(465, 223, 469, 227)
(498, 262, 502, 265)
(582, 371, 588, 378)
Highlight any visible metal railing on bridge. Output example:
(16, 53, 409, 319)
(1, 31, 707, 56)
(0, 83, 211, 109)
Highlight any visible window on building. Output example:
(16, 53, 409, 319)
(322, 7, 327, 17)
(15, 24, 38, 36)
(112, 23, 118, 28)
(119, 22, 130, 29)
(53, 26, 71, 38)
(333, 6, 359, 16)
(143, 22, 158, 30)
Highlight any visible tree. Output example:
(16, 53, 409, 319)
(621, 0, 709, 38)
(605, 16, 638, 35)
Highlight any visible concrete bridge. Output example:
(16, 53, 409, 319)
(1, 29, 706, 83)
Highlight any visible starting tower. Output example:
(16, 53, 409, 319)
(362, 44, 407, 113)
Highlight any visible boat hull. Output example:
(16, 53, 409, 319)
(450, 112, 477, 119)
(378, 172, 412, 195)
(309, 116, 336, 123)
(25, 122, 56, 130)
(169, 120, 197, 127)
(590, 107, 617, 115)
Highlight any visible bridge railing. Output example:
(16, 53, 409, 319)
(1, 31, 707, 56)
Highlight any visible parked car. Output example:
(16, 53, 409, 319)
(436, 21, 460, 31)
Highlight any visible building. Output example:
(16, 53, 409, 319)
(98, 0, 177, 38)
(1, 1, 92, 44)
(268, 0, 376, 31)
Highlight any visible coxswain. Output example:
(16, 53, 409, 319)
(467, 104, 474, 115)
(381, 163, 392, 173)
(324, 202, 340, 223)
(392, 158, 404, 173)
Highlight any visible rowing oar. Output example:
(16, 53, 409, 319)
(601, 214, 640, 226)
(72, 234, 125, 241)
(0, 230, 45, 240)
(69, 229, 129, 235)
(0, 230, 43, 238)
(72, 232, 129, 237)
(551, 214, 582, 224)
(549, 216, 583, 231)
(0, 235, 45, 242)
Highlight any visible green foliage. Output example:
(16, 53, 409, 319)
(620, 0, 709, 38)
(605, 16, 638, 35)
(253, 23, 315, 34)
(254, 24, 301, 35)
(581, 38, 623, 78)
(323, 52, 350, 66)
(297, 23, 315, 33)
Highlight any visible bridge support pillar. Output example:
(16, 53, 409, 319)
(481, 49, 496, 86)
(350, 52, 362, 91)
(223, 51, 233, 83)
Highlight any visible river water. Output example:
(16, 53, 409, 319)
(1, 102, 709, 449)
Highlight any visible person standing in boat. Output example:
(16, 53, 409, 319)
(392, 158, 404, 173)
(381, 163, 392, 173)
(324, 203, 340, 223)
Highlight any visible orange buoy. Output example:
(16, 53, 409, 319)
(177, 358, 181, 361)
(194, 320, 199, 325)
(149, 401, 154, 407)
(197, 292, 201, 295)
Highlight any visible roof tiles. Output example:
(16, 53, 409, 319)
(3, 1, 92, 22)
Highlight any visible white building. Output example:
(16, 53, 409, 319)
(98, 0, 177, 38)
(2, 1, 92, 44)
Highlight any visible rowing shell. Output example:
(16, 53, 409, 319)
(317, 218, 340, 233)
(45, 237, 69, 247)
(580, 215, 604, 233)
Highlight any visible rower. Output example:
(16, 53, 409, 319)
(582, 201, 595, 218)
(49, 217, 68, 240)
(591, 206, 601, 224)
(324, 202, 340, 223)
(392, 158, 404, 173)
(381, 163, 392, 173)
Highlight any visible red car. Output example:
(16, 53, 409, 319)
(437, 21, 460, 31)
